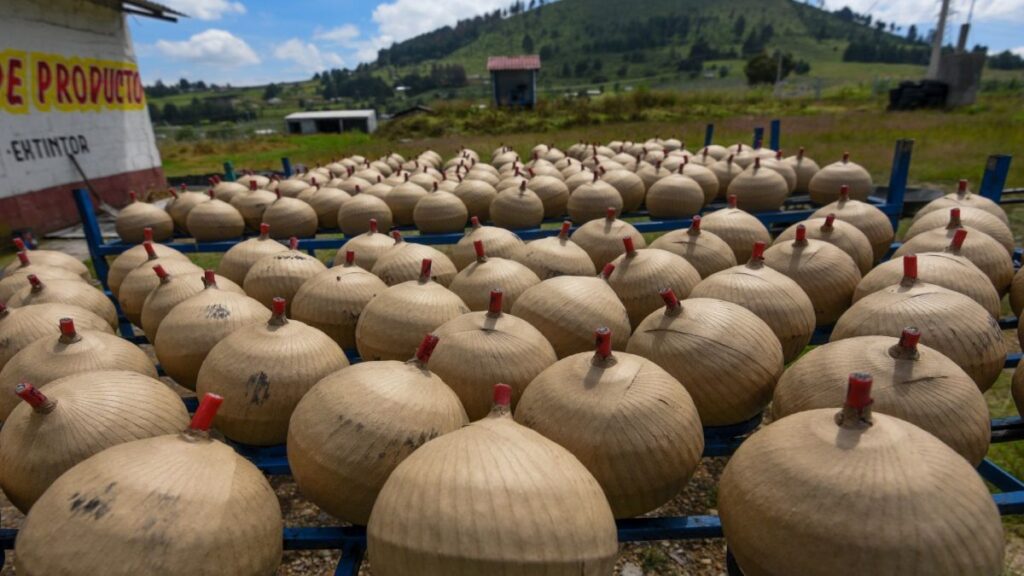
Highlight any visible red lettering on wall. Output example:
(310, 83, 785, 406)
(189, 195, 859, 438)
(89, 66, 102, 104)
(103, 68, 114, 103)
(115, 70, 124, 103)
(55, 63, 70, 104)
(36, 60, 52, 105)
(7, 58, 24, 106)
(71, 64, 86, 104)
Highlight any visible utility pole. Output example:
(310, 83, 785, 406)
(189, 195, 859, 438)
(926, 0, 951, 79)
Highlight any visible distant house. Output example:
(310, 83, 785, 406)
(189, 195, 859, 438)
(284, 110, 378, 135)
(487, 55, 540, 108)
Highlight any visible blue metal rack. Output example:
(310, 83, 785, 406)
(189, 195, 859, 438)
(4, 138, 1019, 575)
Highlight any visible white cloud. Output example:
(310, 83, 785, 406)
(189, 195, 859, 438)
(273, 39, 344, 73)
(372, 0, 508, 43)
(162, 0, 246, 21)
(155, 29, 260, 66)
(1013, 47, 1024, 57)
(315, 24, 361, 45)
(824, 0, 1024, 25)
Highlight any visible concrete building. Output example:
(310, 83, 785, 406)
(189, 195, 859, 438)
(487, 55, 540, 108)
(0, 0, 178, 235)
(285, 110, 378, 135)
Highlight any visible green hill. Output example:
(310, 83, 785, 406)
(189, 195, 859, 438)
(367, 0, 930, 94)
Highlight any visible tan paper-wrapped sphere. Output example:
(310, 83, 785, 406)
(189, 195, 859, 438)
(776, 214, 873, 274)
(116, 243, 202, 326)
(431, 291, 556, 420)
(216, 223, 288, 285)
(764, 225, 861, 326)
(568, 173, 623, 223)
(783, 147, 821, 194)
(0, 373, 189, 512)
(141, 268, 243, 342)
(368, 384, 618, 576)
(3, 239, 90, 280)
(116, 192, 173, 242)
(649, 216, 737, 278)
(0, 254, 88, 303)
(511, 273, 631, 358)
(449, 241, 540, 312)
(490, 182, 545, 229)
(9, 275, 117, 329)
(336, 218, 394, 271)
(106, 229, 188, 297)
(154, 280, 271, 390)
(0, 303, 112, 373)
(720, 374, 1004, 576)
(0, 319, 157, 420)
(627, 290, 784, 426)
(308, 186, 351, 229)
(605, 239, 701, 329)
(894, 220, 1013, 294)
(773, 329, 990, 464)
(292, 251, 387, 349)
(676, 160, 719, 204)
(517, 329, 703, 518)
(832, 256, 1006, 391)
(339, 193, 394, 235)
(243, 237, 327, 313)
(211, 178, 248, 202)
(185, 192, 244, 241)
(727, 158, 789, 213)
(196, 298, 348, 446)
(166, 188, 209, 232)
(645, 172, 705, 219)
(513, 221, 596, 279)
(15, 395, 283, 576)
(451, 217, 524, 270)
(600, 168, 645, 213)
(527, 174, 571, 217)
(904, 206, 1014, 256)
(689, 242, 815, 363)
(700, 195, 772, 263)
(811, 185, 894, 261)
(231, 186, 278, 231)
(275, 178, 310, 198)
(1012, 266, 1024, 318)
(452, 177, 497, 220)
(708, 155, 744, 200)
(262, 192, 318, 238)
(855, 231, 1000, 318)
(413, 183, 468, 233)
(808, 152, 874, 203)
(570, 208, 646, 270)
(914, 179, 1009, 225)
(386, 177, 429, 226)
(371, 232, 457, 287)
(289, 336, 467, 524)
(1014, 363, 1024, 418)
(356, 259, 469, 361)
(754, 152, 795, 192)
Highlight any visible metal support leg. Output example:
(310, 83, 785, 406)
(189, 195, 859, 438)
(884, 139, 914, 229)
(979, 154, 1012, 202)
(223, 161, 237, 182)
(752, 127, 764, 148)
(282, 157, 293, 178)
(72, 188, 111, 288)
(704, 124, 714, 147)
(769, 119, 780, 151)
(334, 543, 366, 576)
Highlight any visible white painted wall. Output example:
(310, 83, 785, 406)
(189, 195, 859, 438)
(0, 0, 162, 200)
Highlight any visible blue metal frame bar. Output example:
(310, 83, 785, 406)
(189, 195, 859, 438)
(281, 157, 293, 178)
(769, 119, 781, 151)
(752, 127, 764, 148)
(980, 154, 1012, 202)
(704, 123, 714, 146)
(223, 161, 236, 182)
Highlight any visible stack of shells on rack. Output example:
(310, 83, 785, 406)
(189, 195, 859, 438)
(0, 134, 1019, 576)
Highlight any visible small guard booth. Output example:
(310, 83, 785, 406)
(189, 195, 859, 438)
(488, 55, 540, 108)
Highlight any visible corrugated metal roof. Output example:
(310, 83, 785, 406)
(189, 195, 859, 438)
(487, 55, 541, 71)
(285, 110, 377, 121)
(89, 0, 186, 21)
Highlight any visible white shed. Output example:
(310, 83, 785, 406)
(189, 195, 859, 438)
(285, 110, 378, 135)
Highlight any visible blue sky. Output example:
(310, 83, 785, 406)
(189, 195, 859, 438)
(129, 0, 1024, 87)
